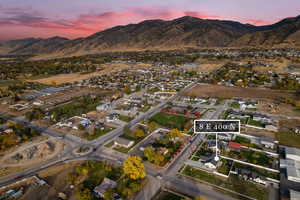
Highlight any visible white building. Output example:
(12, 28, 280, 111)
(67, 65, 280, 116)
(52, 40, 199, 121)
(114, 137, 134, 148)
(96, 103, 110, 111)
(285, 147, 300, 162)
(290, 189, 300, 200)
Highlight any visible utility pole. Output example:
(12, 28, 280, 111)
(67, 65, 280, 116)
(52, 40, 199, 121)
(214, 133, 219, 161)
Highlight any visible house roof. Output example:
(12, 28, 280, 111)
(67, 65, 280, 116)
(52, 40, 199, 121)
(94, 178, 117, 195)
(115, 137, 133, 146)
(285, 146, 300, 157)
(228, 142, 241, 149)
(290, 190, 300, 200)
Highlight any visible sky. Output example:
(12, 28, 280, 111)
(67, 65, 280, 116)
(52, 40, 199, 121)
(0, 0, 299, 41)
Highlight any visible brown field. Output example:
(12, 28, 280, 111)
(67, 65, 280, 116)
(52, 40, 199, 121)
(27, 63, 152, 85)
(257, 100, 300, 117)
(184, 84, 296, 100)
(276, 119, 300, 148)
(241, 126, 275, 139)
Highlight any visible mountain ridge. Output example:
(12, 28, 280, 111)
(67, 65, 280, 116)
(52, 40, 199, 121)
(1, 15, 300, 57)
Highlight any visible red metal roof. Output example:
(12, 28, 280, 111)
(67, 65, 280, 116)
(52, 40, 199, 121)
(228, 141, 241, 149)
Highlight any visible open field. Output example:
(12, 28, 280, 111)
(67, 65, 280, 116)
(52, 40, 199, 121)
(241, 126, 276, 139)
(276, 119, 300, 148)
(184, 84, 296, 100)
(27, 63, 152, 85)
(0, 137, 65, 176)
(257, 100, 300, 117)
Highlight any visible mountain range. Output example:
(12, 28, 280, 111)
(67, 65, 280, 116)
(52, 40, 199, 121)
(1, 15, 300, 57)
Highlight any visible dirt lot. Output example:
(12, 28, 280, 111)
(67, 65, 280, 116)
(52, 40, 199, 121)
(276, 119, 300, 148)
(19, 161, 83, 200)
(184, 84, 296, 100)
(0, 138, 65, 176)
(190, 58, 225, 73)
(28, 63, 152, 85)
(257, 100, 300, 117)
(241, 126, 276, 139)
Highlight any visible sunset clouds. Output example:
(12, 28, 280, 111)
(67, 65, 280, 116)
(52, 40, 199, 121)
(0, 0, 299, 41)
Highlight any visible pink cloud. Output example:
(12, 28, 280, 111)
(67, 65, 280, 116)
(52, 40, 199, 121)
(244, 18, 273, 25)
(0, 6, 276, 41)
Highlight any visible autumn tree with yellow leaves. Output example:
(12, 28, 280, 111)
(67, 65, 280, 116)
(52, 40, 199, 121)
(168, 128, 183, 139)
(123, 156, 146, 180)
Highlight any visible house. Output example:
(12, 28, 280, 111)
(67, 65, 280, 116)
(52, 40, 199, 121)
(203, 159, 217, 169)
(280, 159, 300, 183)
(80, 119, 91, 127)
(253, 114, 270, 122)
(96, 103, 110, 111)
(228, 142, 241, 151)
(157, 147, 169, 155)
(114, 137, 134, 148)
(265, 124, 278, 132)
(295, 127, 300, 134)
(285, 147, 300, 162)
(93, 178, 117, 198)
(3, 128, 13, 134)
(260, 137, 276, 149)
(218, 133, 232, 141)
(106, 113, 119, 123)
(33, 100, 45, 106)
(290, 190, 300, 200)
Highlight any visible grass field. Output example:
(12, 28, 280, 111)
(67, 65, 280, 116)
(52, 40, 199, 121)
(82, 128, 113, 141)
(276, 131, 300, 149)
(149, 112, 193, 130)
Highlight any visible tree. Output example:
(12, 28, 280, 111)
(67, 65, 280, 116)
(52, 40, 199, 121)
(168, 128, 183, 140)
(134, 128, 145, 138)
(104, 189, 114, 200)
(75, 187, 92, 200)
(124, 87, 131, 94)
(195, 197, 207, 200)
(144, 146, 164, 165)
(153, 153, 164, 166)
(144, 146, 155, 162)
(148, 121, 158, 132)
(123, 156, 146, 180)
(78, 124, 86, 131)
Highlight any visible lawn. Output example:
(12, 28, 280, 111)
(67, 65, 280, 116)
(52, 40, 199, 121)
(105, 141, 114, 148)
(248, 119, 265, 128)
(149, 112, 193, 130)
(233, 136, 251, 144)
(182, 165, 268, 200)
(114, 146, 131, 153)
(276, 131, 300, 149)
(223, 149, 274, 169)
(229, 102, 240, 109)
(50, 96, 101, 122)
(119, 115, 134, 122)
(217, 159, 232, 176)
(155, 191, 184, 200)
(82, 128, 113, 141)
